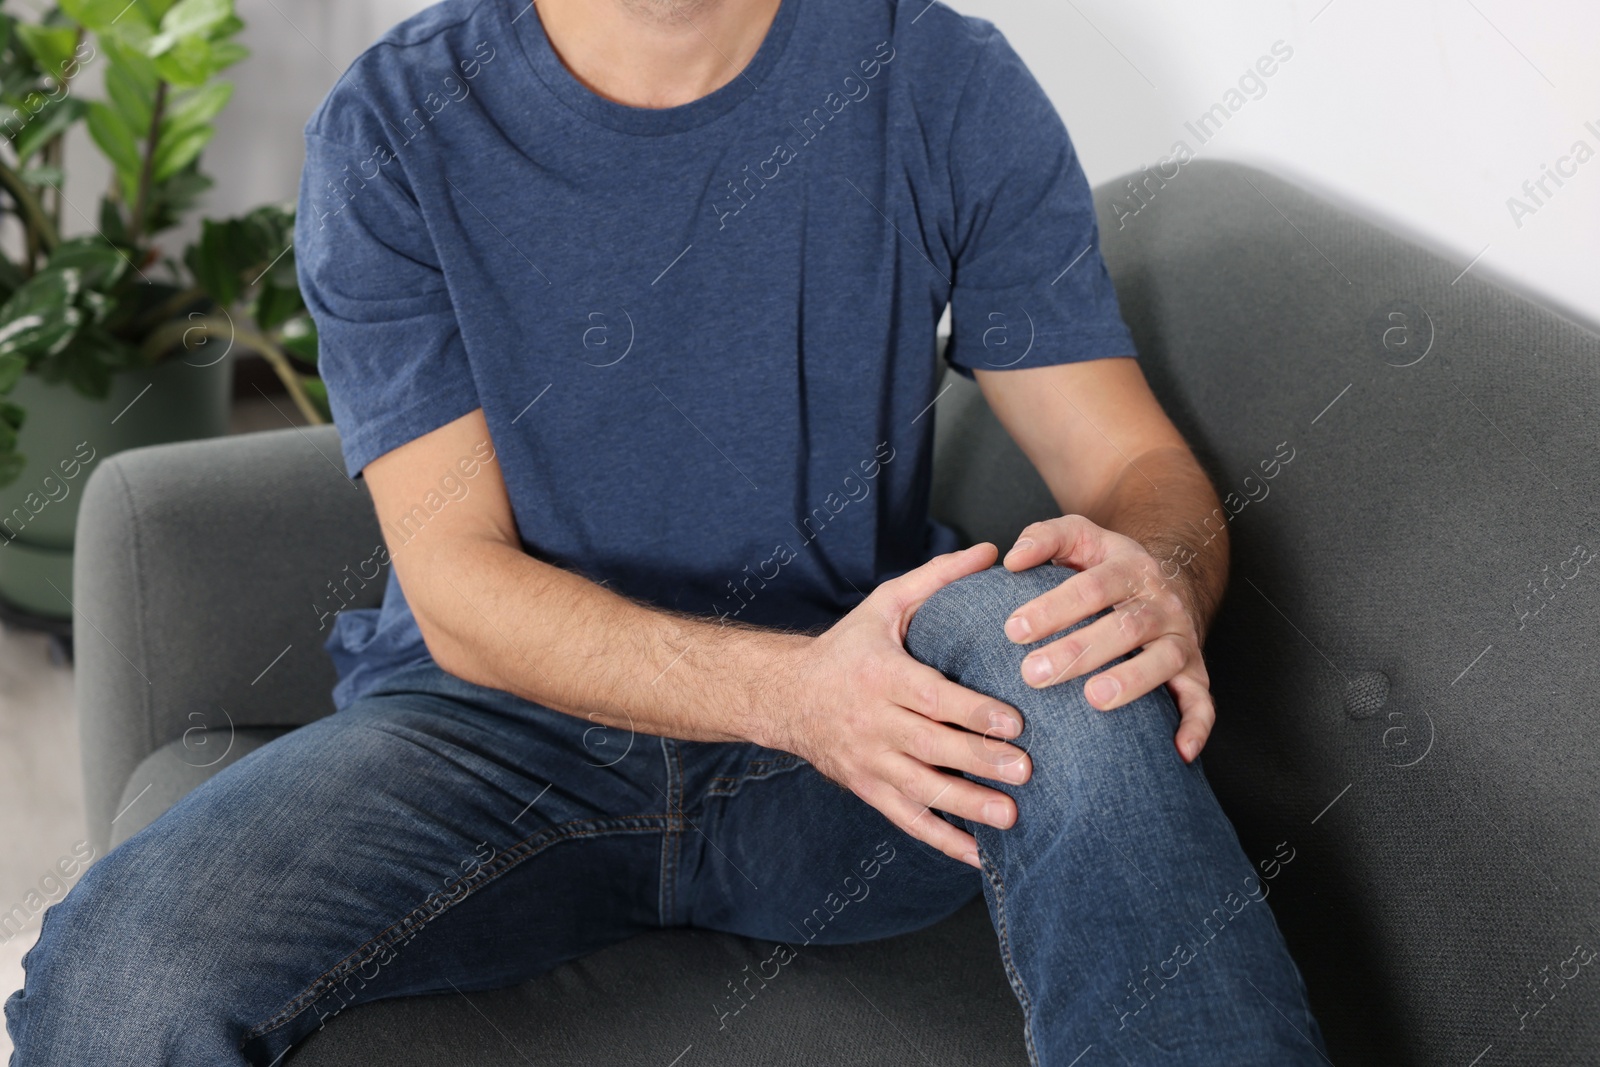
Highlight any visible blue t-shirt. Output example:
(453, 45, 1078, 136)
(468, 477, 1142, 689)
(296, 0, 1135, 709)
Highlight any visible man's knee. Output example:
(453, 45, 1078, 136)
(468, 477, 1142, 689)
(905, 563, 1184, 790)
(906, 563, 1086, 678)
(6, 841, 212, 1060)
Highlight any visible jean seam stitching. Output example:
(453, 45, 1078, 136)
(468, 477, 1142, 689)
(658, 738, 680, 926)
(985, 858, 1042, 1067)
(672, 741, 687, 919)
(240, 813, 670, 1042)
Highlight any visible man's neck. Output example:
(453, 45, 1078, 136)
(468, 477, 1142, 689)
(533, 0, 783, 109)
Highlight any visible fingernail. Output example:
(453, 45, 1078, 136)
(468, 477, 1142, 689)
(1004, 756, 1031, 784)
(962, 850, 981, 868)
(1023, 655, 1052, 685)
(983, 800, 1011, 827)
(1009, 538, 1034, 556)
(1087, 676, 1120, 706)
(988, 709, 1021, 737)
(1005, 614, 1032, 642)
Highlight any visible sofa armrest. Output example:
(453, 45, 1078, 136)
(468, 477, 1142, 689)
(927, 159, 1600, 1061)
(74, 425, 385, 851)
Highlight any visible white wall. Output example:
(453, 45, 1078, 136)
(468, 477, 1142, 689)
(150, 0, 1597, 331)
(965, 0, 1600, 330)
(199, 0, 436, 217)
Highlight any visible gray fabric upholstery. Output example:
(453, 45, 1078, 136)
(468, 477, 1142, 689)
(1086, 161, 1600, 1065)
(108, 729, 291, 848)
(74, 425, 383, 854)
(72, 160, 1600, 1064)
(290, 897, 1024, 1066)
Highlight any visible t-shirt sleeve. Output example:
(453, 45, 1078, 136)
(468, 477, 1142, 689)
(943, 28, 1135, 377)
(295, 130, 480, 477)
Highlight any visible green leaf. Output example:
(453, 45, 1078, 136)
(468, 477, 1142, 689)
(0, 305, 82, 361)
(47, 237, 129, 290)
(161, 80, 229, 137)
(150, 34, 210, 87)
(14, 24, 77, 76)
(85, 100, 142, 173)
(252, 283, 302, 332)
(98, 195, 129, 246)
(34, 329, 124, 397)
(184, 217, 242, 306)
(148, 0, 231, 56)
(182, 204, 301, 314)
(141, 161, 211, 237)
(152, 120, 209, 180)
(81, 289, 116, 324)
(0, 269, 85, 361)
(0, 73, 36, 105)
(60, 0, 154, 32)
(19, 164, 65, 187)
(104, 61, 156, 135)
(150, 34, 236, 87)
(135, 0, 180, 25)
(78, 325, 138, 371)
(151, 85, 233, 183)
(0, 352, 24, 392)
(0, 400, 24, 433)
(13, 96, 86, 164)
(85, 101, 142, 201)
(207, 39, 248, 67)
(99, 31, 162, 94)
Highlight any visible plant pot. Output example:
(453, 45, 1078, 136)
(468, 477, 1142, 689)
(0, 352, 233, 621)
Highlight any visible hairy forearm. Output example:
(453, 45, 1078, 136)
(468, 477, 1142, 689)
(405, 538, 806, 747)
(1082, 445, 1230, 639)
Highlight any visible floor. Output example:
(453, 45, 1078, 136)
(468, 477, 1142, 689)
(0, 391, 303, 1058)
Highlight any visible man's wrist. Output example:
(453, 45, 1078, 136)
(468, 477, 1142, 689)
(1137, 532, 1226, 642)
(715, 626, 811, 751)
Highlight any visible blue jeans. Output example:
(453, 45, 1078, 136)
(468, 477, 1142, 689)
(7, 565, 1326, 1064)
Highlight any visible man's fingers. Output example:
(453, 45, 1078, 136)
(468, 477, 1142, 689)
(888, 756, 1018, 830)
(1079, 634, 1189, 711)
(1002, 515, 1110, 573)
(879, 542, 999, 622)
(891, 660, 1024, 740)
(860, 775, 983, 867)
(883, 703, 1032, 786)
(1167, 673, 1216, 762)
(1016, 601, 1152, 689)
(1003, 560, 1140, 645)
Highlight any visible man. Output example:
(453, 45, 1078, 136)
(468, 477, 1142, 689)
(6, 0, 1328, 1062)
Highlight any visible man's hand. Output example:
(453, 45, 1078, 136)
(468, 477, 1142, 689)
(999, 514, 1215, 764)
(767, 543, 1033, 869)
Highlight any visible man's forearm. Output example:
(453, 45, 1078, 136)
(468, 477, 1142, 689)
(1081, 444, 1230, 640)
(403, 538, 806, 748)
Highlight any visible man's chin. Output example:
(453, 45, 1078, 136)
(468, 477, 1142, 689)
(620, 0, 723, 29)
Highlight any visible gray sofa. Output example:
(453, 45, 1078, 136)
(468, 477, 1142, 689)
(73, 161, 1600, 1065)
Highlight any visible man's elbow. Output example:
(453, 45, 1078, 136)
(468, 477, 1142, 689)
(414, 612, 488, 688)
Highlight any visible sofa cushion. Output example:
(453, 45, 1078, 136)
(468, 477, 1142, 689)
(289, 897, 1025, 1066)
(109, 728, 291, 848)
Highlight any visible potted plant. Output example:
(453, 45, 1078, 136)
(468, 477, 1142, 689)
(0, 0, 325, 628)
